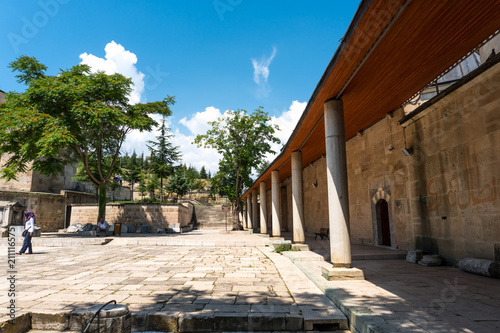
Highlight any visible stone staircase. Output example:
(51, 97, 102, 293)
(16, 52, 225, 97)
(194, 206, 233, 230)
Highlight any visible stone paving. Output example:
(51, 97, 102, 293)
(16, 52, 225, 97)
(0, 230, 346, 332)
(1, 230, 499, 332)
(294, 256, 500, 333)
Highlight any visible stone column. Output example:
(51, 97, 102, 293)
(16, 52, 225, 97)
(259, 182, 268, 234)
(324, 99, 351, 267)
(291, 151, 305, 244)
(246, 195, 252, 229)
(252, 188, 258, 231)
(271, 170, 281, 237)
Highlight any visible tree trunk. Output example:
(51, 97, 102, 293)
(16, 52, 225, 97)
(233, 198, 242, 230)
(160, 177, 163, 203)
(98, 183, 107, 219)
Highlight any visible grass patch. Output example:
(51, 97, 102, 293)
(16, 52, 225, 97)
(273, 244, 300, 254)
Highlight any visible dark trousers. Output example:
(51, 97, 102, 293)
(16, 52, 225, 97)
(19, 232, 33, 254)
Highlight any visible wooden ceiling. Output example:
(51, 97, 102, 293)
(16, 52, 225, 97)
(245, 0, 500, 198)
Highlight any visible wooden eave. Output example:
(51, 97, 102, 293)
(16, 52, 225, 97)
(243, 0, 500, 198)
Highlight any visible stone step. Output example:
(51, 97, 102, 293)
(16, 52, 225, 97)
(198, 224, 230, 230)
(25, 311, 349, 332)
(283, 250, 326, 262)
(28, 331, 79, 333)
(352, 252, 407, 260)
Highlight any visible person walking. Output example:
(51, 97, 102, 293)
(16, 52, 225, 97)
(17, 210, 35, 254)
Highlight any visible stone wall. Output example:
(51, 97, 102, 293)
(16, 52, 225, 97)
(302, 157, 329, 235)
(179, 203, 194, 227)
(265, 188, 272, 232)
(30, 164, 79, 193)
(400, 61, 500, 262)
(0, 158, 83, 193)
(0, 157, 33, 192)
(347, 60, 500, 262)
(0, 190, 96, 231)
(276, 60, 500, 263)
(70, 202, 194, 230)
(346, 108, 411, 249)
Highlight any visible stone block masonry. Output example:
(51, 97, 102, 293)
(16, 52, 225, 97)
(0, 190, 96, 231)
(70, 202, 194, 230)
(276, 59, 500, 264)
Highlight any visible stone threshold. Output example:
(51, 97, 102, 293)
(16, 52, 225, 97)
(294, 260, 399, 333)
(5, 310, 350, 332)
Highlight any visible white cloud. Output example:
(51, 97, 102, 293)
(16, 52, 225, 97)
(251, 47, 277, 96)
(79, 41, 145, 104)
(171, 129, 220, 174)
(121, 114, 164, 158)
(265, 100, 307, 162)
(179, 106, 224, 135)
(177, 106, 229, 173)
(79, 42, 221, 173)
(176, 102, 307, 173)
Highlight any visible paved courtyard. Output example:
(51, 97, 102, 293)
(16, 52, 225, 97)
(1, 231, 346, 332)
(1, 230, 499, 332)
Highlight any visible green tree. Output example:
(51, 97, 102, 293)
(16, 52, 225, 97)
(109, 179, 122, 202)
(0, 55, 175, 219)
(200, 166, 208, 179)
(194, 107, 279, 228)
(138, 180, 147, 200)
(73, 156, 121, 196)
(123, 150, 141, 170)
(255, 160, 271, 176)
(146, 174, 160, 201)
(147, 118, 181, 202)
(166, 170, 189, 201)
(123, 166, 142, 201)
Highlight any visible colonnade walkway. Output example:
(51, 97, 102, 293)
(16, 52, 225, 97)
(1, 230, 498, 332)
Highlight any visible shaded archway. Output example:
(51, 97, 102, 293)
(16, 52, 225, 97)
(376, 199, 392, 247)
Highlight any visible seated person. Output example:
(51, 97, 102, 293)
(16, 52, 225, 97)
(97, 217, 109, 236)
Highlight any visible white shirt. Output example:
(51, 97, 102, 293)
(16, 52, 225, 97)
(97, 220, 109, 230)
(24, 217, 34, 233)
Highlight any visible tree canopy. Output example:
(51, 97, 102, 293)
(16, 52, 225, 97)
(194, 107, 279, 228)
(0, 55, 175, 218)
(200, 166, 208, 179)
(147, 117, 181, 202)
(166, 169, 189, 199)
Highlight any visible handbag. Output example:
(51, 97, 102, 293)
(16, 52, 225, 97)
(22, 230, 28, 237)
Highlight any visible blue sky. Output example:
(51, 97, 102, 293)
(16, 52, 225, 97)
(1, 0, 359, 172)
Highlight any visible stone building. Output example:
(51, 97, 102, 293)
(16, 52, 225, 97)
(242, 0, 500, 266)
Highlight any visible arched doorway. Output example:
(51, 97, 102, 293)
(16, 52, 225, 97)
(376, 199, 392, 247)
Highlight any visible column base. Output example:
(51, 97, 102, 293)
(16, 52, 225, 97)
(321, 266, 364, 281)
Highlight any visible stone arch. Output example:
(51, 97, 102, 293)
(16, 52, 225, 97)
(370, 186, 395, 247)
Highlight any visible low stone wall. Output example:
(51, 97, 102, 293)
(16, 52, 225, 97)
(70, 202, 194, 230)
(0, 190, 96, 232)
